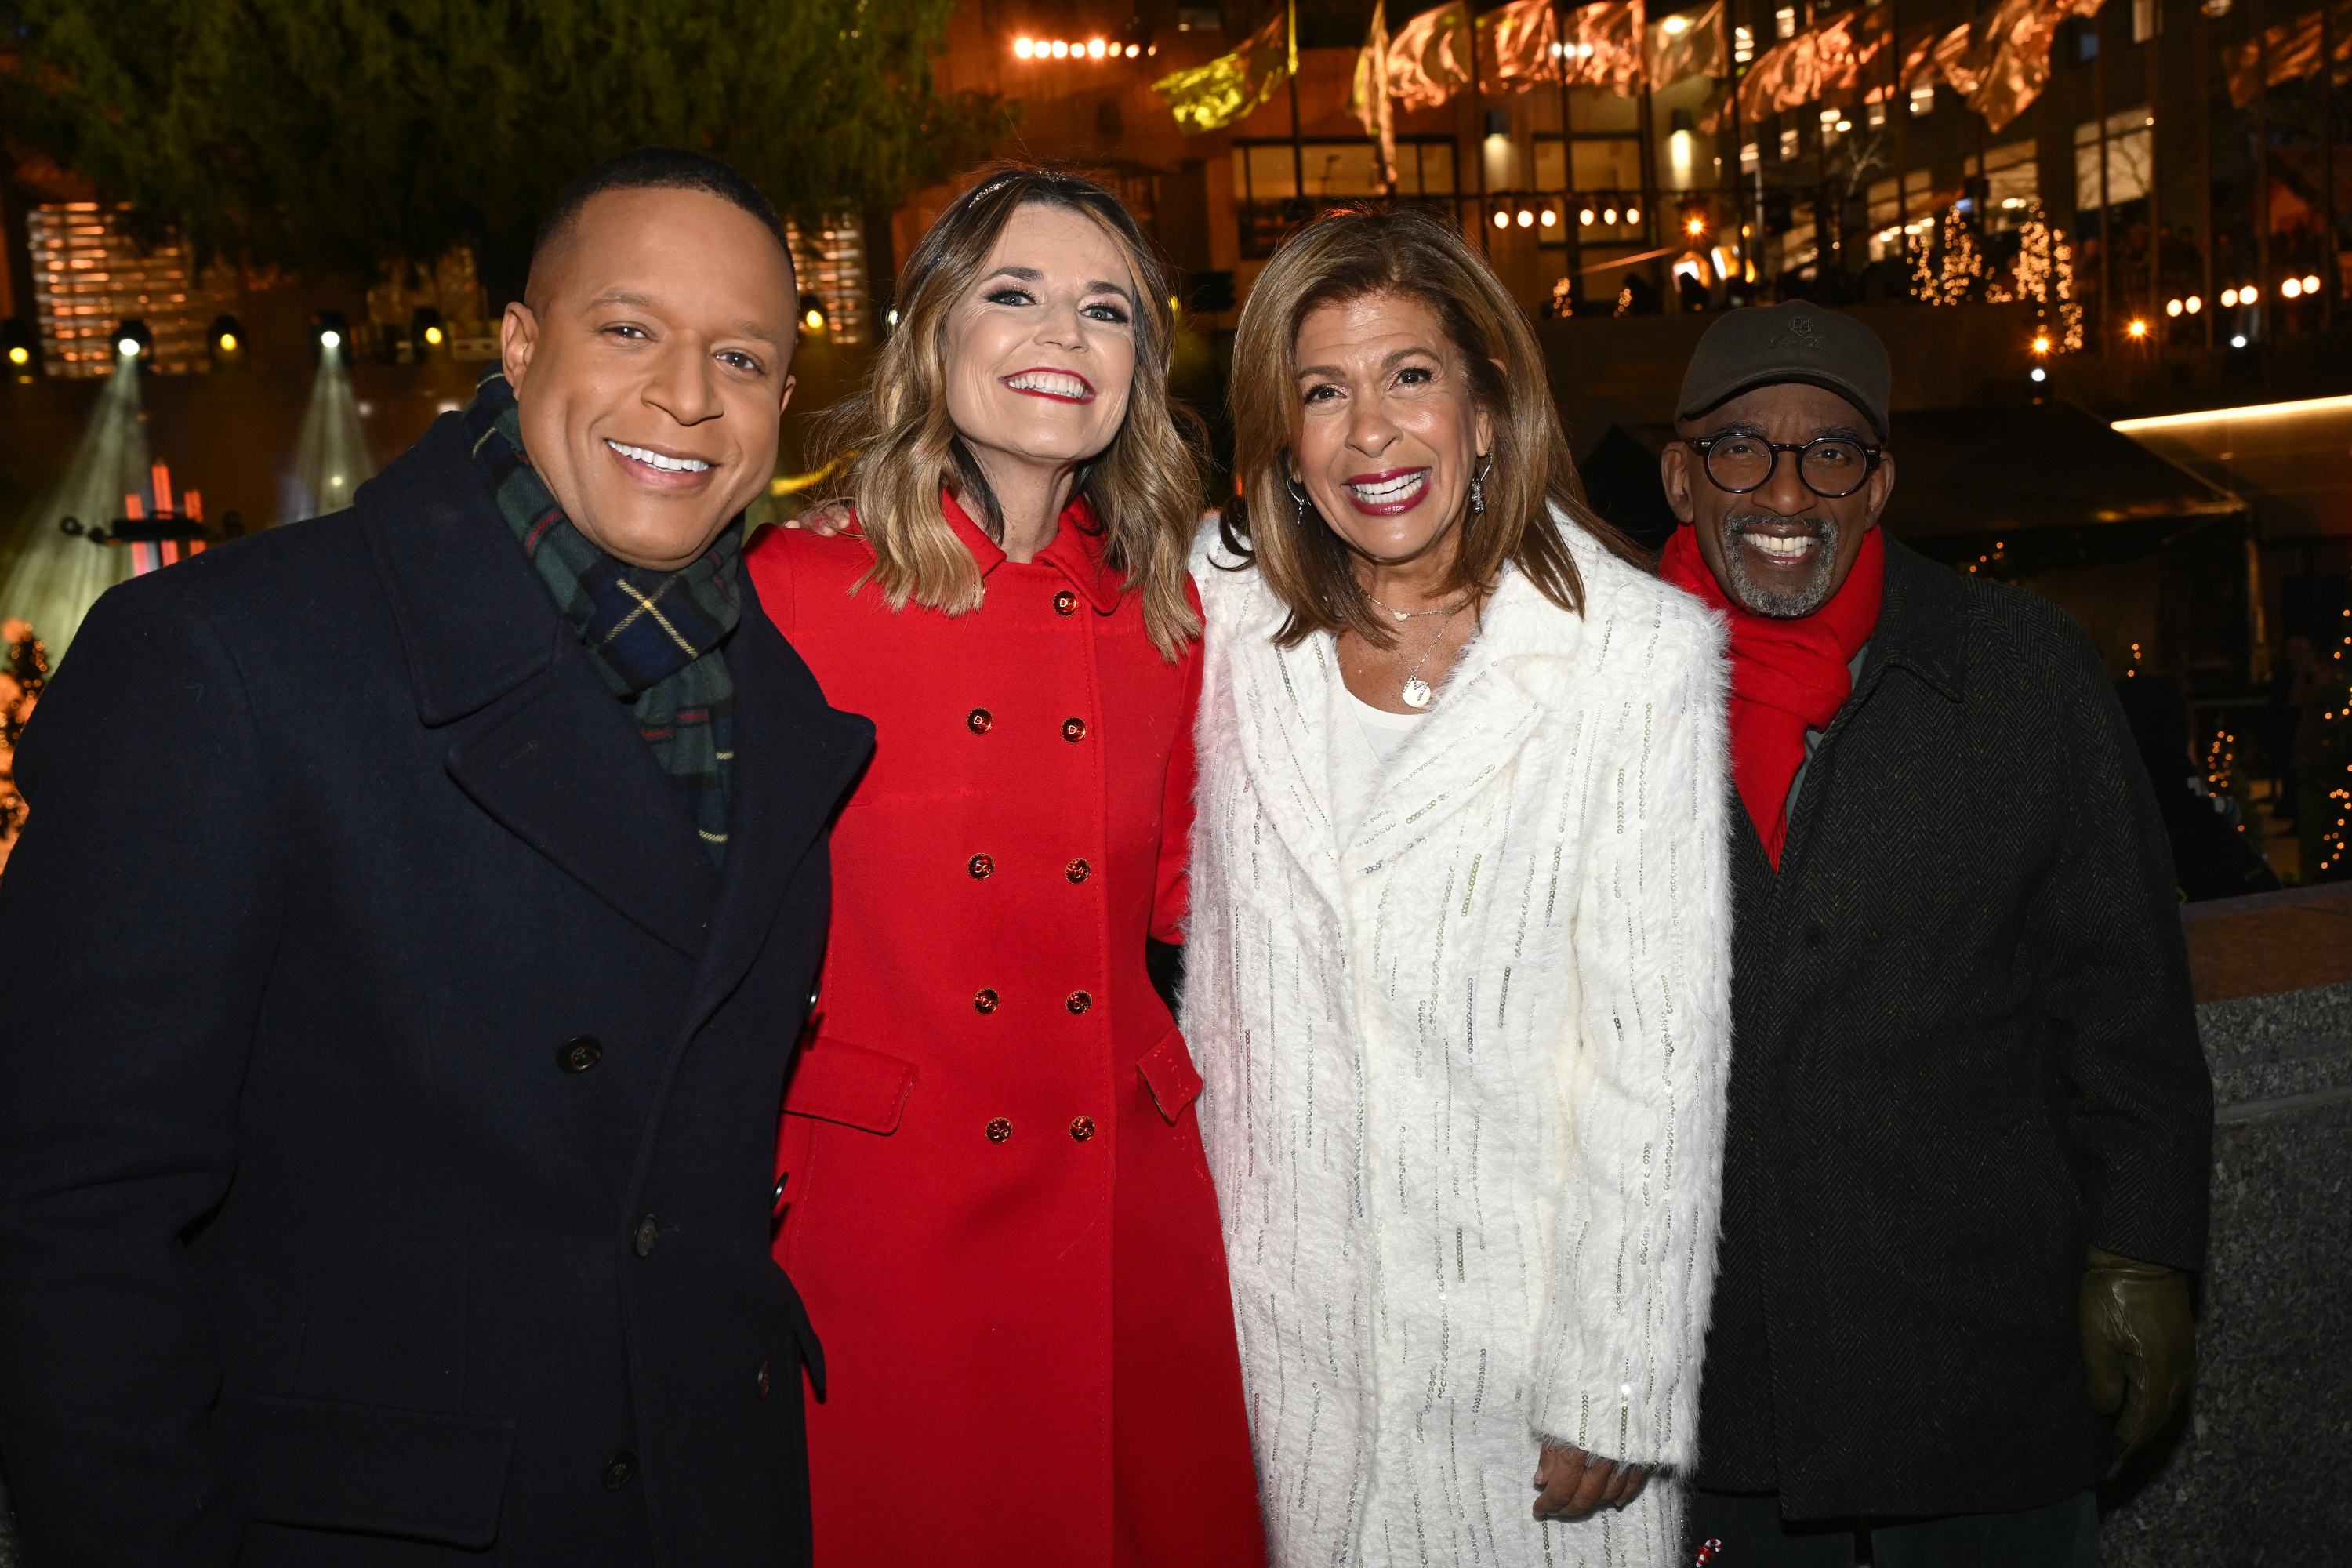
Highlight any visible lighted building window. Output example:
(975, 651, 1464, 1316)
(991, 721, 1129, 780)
(1229, 139, 1457, 257)
(27, 204, 228, 377)
(786, 219, 871, 346)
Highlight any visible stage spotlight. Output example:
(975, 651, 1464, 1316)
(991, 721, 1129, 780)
(2165, 298, 2183, 317)
(2, 318, 36, 374)
(2222, 288, 2239, 307)
(2031, 332, 2051, 354)
(1088, 38, 1106, 56)
(2232, 334, 2249, 347)
(2242, 282, 2260, 303)
(308, 310, 351, 364)
(113, 318, 154, 364)
(2126, 318, 2149, 339)
(2031, 367, 2047, 382)
(2305, 274, 2323, 293)
(1686, 214, 1708, 236)
(2187, 295, 2203, 312)
(2283, 277, 2303, 299)
(1014, 36, 1035, 56)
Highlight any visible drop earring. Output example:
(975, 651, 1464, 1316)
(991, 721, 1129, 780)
(1469, 452, 1494, 517)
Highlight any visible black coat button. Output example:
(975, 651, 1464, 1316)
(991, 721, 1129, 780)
(1062, 717, 1087, 742)
(559, 1035, 603, 1073)
(633, 1215, 660, 1257)
(757, 1358, 774, 1398)
(967, 708, 993, 735)
(602, 1450, 637, 1490)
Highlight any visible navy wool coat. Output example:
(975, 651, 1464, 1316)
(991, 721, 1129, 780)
(0, 416, 873, 1566)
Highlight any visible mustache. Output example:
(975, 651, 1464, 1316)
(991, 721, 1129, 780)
(1722, 512, 1829, 535)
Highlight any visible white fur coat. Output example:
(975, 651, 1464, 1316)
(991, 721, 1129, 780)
(1185, 519, 1734, 1568)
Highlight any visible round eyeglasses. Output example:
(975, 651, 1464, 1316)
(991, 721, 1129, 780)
(1683, 433, 1884, 499)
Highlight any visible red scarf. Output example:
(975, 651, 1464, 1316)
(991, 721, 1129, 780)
(1657, 524, 1886, 868)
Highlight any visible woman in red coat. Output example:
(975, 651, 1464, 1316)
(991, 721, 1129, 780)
(746, 169, 1265, 1567)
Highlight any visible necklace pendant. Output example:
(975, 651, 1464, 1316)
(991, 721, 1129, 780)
(1401, 677, 1434, 710)
(1392, 608, 1411, 621)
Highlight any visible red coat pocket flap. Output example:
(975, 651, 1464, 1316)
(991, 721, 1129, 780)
(783, 1036, 916, 1134)
(1137, 1026, 1204, 1125)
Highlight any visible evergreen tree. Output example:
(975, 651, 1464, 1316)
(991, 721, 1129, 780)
(0, 0, 1010, 299)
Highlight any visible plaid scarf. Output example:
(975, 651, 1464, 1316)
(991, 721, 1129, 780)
(463, 371, 740, 862)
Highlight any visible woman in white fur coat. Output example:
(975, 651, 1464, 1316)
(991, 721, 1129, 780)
(1185, 206, 1734, 1567)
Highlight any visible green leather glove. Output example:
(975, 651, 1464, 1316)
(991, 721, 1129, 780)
(2079, 1246, 2195, 1456)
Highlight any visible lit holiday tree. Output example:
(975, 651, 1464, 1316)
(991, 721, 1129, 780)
(0, 619, 50, 882)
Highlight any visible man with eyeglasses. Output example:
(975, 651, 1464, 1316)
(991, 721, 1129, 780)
(1653, 304, 2212, 1568)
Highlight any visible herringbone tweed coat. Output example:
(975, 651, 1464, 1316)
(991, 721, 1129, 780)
(1187, 517, 1734, 1568)
(1693, 534, 2212, 1520)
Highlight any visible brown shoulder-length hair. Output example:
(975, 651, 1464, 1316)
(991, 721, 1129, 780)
(807, 165, 1203, 659)
(1223, 204, 1641, 648)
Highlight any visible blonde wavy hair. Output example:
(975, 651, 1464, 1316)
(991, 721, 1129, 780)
(808, 165, 1203, 659)
(1221, 204, 1640, 649)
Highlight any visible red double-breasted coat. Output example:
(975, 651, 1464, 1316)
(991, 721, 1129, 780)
(746, 495, 1266, 1568)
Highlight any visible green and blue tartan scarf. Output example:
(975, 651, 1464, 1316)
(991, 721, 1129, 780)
(464, 370, 740, 862)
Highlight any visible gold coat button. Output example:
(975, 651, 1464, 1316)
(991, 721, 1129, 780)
(1065, 990, 1093, 1015)
(1062, 717, 1087, 742)
(967, 708, 993, 735)
(974, 989, 1000, 1014)
(1069, 1116, 1097, 1142)
(1054, 589, 1080, 615)
(1065, 858, 1090, 884)
(968, 853, 994, 879)
(985, 1117, 1014, 1143)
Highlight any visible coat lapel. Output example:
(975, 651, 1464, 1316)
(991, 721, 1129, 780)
(678, 599, 875, 1038)
(1215, 574, 1351, 909)
(1347, 566, 1583, 871)
(365, 415, 723, 959)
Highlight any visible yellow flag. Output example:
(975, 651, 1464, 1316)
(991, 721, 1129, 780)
(1152, 7, 1298, 134)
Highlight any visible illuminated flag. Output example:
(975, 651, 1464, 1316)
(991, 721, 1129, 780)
(1152, 6, 1296, 133)
(1351, 0, 1400, 191)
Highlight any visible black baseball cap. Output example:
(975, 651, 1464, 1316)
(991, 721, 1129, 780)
(1675, 303, 1892, 441)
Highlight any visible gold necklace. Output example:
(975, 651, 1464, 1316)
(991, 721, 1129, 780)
(1367, 590, 1472, 622)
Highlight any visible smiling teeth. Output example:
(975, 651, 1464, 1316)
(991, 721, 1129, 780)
(1748, 533, 1816, 557)
(1004, 371, 1092, 400)
(607, 439, 710, 473)
(1347, 472, 1427, 502)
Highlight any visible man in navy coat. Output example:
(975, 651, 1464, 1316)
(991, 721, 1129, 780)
(0, 148, 871, 1565)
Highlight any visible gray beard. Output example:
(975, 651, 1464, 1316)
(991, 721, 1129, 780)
(1716, 513, 1842, 618)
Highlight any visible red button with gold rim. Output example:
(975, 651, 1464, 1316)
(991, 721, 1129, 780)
(1062, 717, 1087, 742)
(1054, 590, 1080, 615)
(967, 708, 993, 735)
